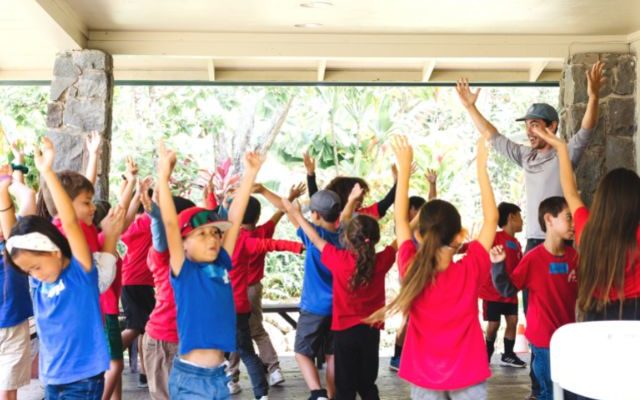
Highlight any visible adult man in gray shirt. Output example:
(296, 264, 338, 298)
(456, 61, 604, 400)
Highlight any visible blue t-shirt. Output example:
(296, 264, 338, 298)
(0, 242, 33, 328)
(297, 225, 342, 316)
(171, 249, 236, 354)
(32, 257, 109, 385)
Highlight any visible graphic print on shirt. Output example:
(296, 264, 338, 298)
(41, 279, 66, 298)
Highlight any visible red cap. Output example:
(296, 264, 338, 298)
(178, 206, 231, 238)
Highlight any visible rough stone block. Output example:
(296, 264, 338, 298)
(77, 70, 108, 98)
(575, 146, 605, 206)
(53, 52, 80, 78)
(613, 56, 636, 96)
(47, 129, 84, 173)
(606, 136, 636, 170)
(50, 77, 77, 101)
(72, 50, 113, 72)
(62, 97, 108, 132)
(608, 97, 636, 136)
(563, 64, 588, 105)
(570, 53, 600, 65)
(46, 102, 64, 128)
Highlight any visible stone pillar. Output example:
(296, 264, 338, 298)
(46, 50, 113, 200)
(558, 52, 637, 206)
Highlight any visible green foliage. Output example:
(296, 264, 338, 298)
(0, 83, 558, 300)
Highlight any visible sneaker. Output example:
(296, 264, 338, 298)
(227, 380, 242, 395)
(389, 356, 400, 372)
(269, 369, 285, 386)
(500, 353, 527, 368)
(137, 373, 148, 388)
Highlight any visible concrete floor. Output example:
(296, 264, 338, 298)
(19, 354, 531, 399)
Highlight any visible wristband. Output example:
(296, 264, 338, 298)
(10, 164, 29, 174)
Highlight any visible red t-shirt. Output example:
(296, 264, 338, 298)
(121, 214, 154, 287)
(145, 249, 178, 343)
(397, 240, 491, 390)
(356, 203, 380, 220)
(510, 244, 578, 348)
(320, 244, 396, 331)
(478, 231, 522, 304)
(247, 221, 277, 286)
(574, 206, 640, 301)
(230, 226, 303, 313)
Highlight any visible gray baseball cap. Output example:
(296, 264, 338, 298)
(516, 103, 559, 123)
(310, 190, 341, 222)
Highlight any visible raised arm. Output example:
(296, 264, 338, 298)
(303, 151, 319, 196)
(390, 136, 413, 244)
(283, 198, 327, 251)
(223, 152, 265, 255)
(36, 138, 92, 271)
(339, 183, 364, 224)
(10, 142, 26, 184)
(84, 131, 102, 185)
(475, 139, 499, 251)
(119, 157, 140, 230)
(581, 61, 605, 131)
(271, 182, 306, 225)
(426, 169, 438, 200)
(0, 165, 17, 238)
(456, 79, 499, 139)
(157, 142, 185, 275)
(533, 127, 584, 214)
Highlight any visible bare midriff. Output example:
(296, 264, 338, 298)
(181, 348, 225, 368)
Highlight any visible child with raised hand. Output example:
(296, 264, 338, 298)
(157, 141, 266, 399)
(0, 164, 33, 400)
(3, 137, 114, 399)
(369, 135, 498, 400)
(479, 202, 525, 367)
(532, 126, 640, 320)
(226, 182, 306, 393)
(284, 195, 397, 400)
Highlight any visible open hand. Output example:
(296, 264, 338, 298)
(456, 78, 481, 109)
(244, 151, 266, 173)
(101, 205, 126, 238)
(34, 137, 56, 173)
(587, 61, 606, 99)
(531, 126, 566, 149)
(390, 135, 413, 172)
(288, 182, 307, 201)
(138, 177, 153, 213)
(489, 245, 506, 263)
(425, 169, 438, 184)
(86, 131, 102, 155)
(348, 183, 365, 203)
(124, 156, 139, 181)
(157, 141, 177, 181)
(303, 151, 316, 175)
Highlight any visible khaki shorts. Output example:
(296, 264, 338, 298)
(0, 320, 31, 390)
(143, 332, 178, 400)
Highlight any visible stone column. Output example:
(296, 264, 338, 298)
(46, 50, 114, 200)
(558, 52, 637, 205)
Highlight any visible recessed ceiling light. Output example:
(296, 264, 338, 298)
(300, 1, 333, 8)
(294, 23, 323, 28)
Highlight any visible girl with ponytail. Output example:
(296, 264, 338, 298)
(283, 184, 397, 400)
(368, 135, 498, 400)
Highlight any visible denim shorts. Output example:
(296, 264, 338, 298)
(168, 357, 230, 399)
(44, 373, 104, 400)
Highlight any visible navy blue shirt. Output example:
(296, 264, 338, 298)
(297, 225, 342, 316)
(32, 257, 109, 385)
(171, 249, 236, 354)
(0, 242, 33, 328)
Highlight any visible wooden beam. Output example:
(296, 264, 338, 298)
(421, 60, 436, 82)
(88, 31, 630, 59)
(317, 60, 327, 81)
(207, 59, 215, 81)
(529, 60, 549, 82)
(34, 0, 88, 49)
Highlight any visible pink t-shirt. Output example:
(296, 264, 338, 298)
(121, 214, 154, 287)
(145, 248, 178, 343)
(397, 240, 491, 390)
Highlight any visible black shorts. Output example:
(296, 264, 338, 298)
(483, 300, 518, 322)
(294, 310, 334, 358)
(121, 285, 156, 332)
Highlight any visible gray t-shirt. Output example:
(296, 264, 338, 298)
(490, 128, 593, 240)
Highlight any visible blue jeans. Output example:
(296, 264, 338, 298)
(530, 344, 551, 400)
(45, 374, 104, 400)
(169, 357, 230, 399)
(236, 312, 269, 398)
